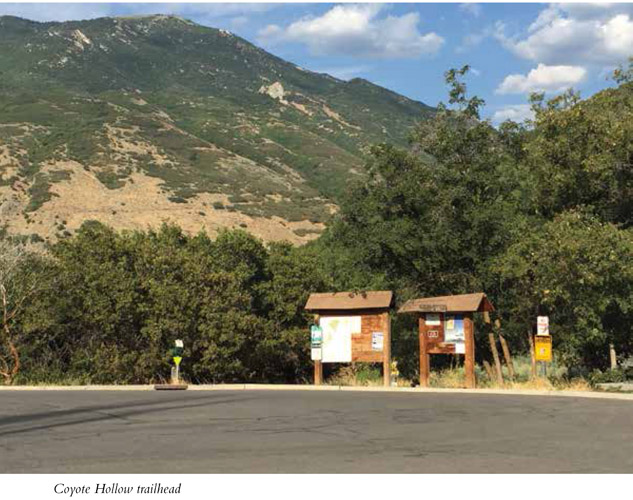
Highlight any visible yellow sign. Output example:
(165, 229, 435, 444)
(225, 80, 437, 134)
(173, 356, 182, 366)
(534, 336, 552, 362)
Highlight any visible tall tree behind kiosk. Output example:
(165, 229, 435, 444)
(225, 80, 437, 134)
(399, 293, 494, 388)
(305, 291, 393, 386)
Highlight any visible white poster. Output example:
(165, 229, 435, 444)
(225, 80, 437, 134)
(426, 313, 441, 326)
(455, 342, 465, 354)
(444, 314, 465, 343)
(537, 316, 549, 336)
(319, 316, 361, 363)
(371, 332, 384, 352)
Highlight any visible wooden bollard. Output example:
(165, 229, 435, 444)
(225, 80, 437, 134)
(482, 360, 495, 381)
(488, 333, 504, 386)
(499, 334, 515, 381)
(528, 332, 537, 379)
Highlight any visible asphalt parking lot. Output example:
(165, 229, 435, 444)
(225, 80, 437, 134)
(0, 390, 631, 473)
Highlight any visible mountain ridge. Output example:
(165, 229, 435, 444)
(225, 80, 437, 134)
(0, 14, 434, 244)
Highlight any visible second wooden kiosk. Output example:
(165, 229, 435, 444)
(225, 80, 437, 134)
(399, 293, 494, 388)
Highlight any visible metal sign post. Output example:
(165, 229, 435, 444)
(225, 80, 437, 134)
(171, 339, 184, 384)
(534, 320, 552, 379)
(155, 339, 188, 391)
(310, 324, 323, 385)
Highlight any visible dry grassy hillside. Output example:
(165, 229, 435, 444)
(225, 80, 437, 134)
(0, 14, 433, 244)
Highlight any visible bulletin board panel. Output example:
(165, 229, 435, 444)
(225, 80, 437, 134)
(419, 312, 475, 388)
(318, 312, 389, 363)
(352, 314, 388, 363)
(422, 313, 466, 354)
(320, 316, 358, 363)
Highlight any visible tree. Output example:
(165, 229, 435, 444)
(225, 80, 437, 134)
(525, 85, 633, 227)
(44, 222, 266, 384)
(0, 240, 46, 384)
(252, 242, 330, 382)
(612, 57, 633, 84)
(322, 66, 633, 373)
(493, 211, 633, 369)
(328, 66, 528, 297)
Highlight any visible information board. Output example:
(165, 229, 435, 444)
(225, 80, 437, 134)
(319, 316, 361, 363)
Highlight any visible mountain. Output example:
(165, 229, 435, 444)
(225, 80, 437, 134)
(0, 15, 434, 244)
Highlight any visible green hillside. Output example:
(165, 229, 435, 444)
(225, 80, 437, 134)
(0, 14, 433, 243)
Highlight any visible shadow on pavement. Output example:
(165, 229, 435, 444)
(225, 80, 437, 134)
(0, 393, 252, 437)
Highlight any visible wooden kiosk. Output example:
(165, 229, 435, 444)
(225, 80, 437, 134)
(305, 291, 393, 386)
(399, 293, 494, 388)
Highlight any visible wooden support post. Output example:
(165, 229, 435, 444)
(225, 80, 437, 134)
(488, 332, 504, 386)
(313, 313, 322, 386)
(609, 343, 617, 370)
(419, 316, 430, 387)
(314, 360, 322, 386)
(499, 334, 515, 381)
(483, 360, 495, 381)
(528, 332, 537, 379)
(464, 313, 476, 389)
(383, 312, 391, 387)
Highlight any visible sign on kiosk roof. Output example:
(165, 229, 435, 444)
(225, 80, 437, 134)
(398, 293, 494, 314)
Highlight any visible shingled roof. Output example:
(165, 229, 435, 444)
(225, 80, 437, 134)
(398, 293, 494, 314)
(305, 291, 393, 311)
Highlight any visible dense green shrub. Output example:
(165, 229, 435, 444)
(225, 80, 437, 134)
(12, 223, 328, 384)
(589, 368, 633, 385)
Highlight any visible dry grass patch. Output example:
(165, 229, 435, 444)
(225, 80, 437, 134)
(1, 161, 324, 245)
(326, 355, 594, 392)
(326, 364, 412, 387)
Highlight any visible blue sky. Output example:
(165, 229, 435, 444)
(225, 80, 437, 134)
(1, 2, 632, 123)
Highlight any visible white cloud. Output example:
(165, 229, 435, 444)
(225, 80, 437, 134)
(497, 4, 633, 66)
(558, 3, 626, 22)
(459, 3, 482, 18)
(497, 64, 587, 94)
(491, 104, 534, 124)
(456, 26, 494, 53)
(258, 4, 444, 59)
(258, 24, 281, 37)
